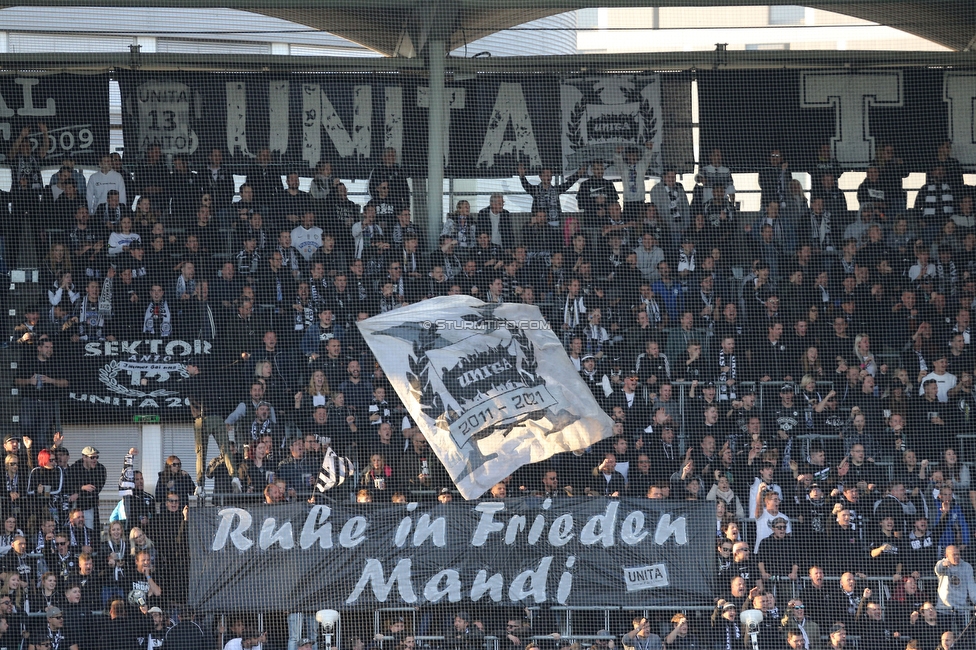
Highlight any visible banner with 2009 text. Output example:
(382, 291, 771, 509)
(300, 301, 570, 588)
(0, 74, 110, 166)
(187, 498, 715, 613)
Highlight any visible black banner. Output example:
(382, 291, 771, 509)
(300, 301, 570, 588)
(62, 338, 213, 419)
(188, 498, 714, 613)
(697, 69, 952, 171)
(0, 74, 110, 166)
(118, 72, 694, 178)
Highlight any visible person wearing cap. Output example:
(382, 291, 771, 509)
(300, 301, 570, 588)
(579, 354, 609, 404)
(67, 447, 105, 533)
(825, 622, 846, 649)
(437, 487, 453, 504)
(34, 605, 79, 650)
(767, 383, 801, 441)
(606, 370, 644, 423)
(276, 437, 317, 500)
(919, 353, 958, 403)
(757, 515, 799, 582)
(623, 616, 661, 650)
(781, 599, 821, 650)
(447, 610, 483, 650)
(708, 601, 740, 650)
(576, 160, 619, 227)
(753, 489, 791, 553)
(138, 605, 171, 648)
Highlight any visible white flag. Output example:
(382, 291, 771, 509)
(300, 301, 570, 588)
(357, 297, 614, 499)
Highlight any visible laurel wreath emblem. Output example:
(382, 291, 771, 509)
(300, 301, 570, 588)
(98, 360, 184, 399)
(567, 100, 587, 148)
(565, 77, 659, 152)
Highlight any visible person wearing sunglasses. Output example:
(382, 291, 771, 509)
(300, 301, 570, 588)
(36, 605, 79, 650)
(66, 446, 105, 535)
(757, 516, 799, 582)
(782, 599, 821, 650)
(154, 456, 195, 511)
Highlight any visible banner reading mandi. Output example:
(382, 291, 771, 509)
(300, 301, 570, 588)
(357, 297, 615, 499)
(188, 498, 716, 613)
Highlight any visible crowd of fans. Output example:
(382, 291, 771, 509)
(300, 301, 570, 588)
(3, 131, 976, 649)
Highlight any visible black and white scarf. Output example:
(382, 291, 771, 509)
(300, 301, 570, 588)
(937, 259, 959, 296)
(309, 278, 329, 311)
(5, 472, 17, 495)
(143, 300, 172, 337)
(75, 295, 105, 340)
(640, 295, 662, 325)
(721, 621, 741, 650)
(107, 539, 126, 581)
(717, 350, 737, 399)
(314, 446, 354, 494)
(295, 297, 315, 331)
(68, 524, 90, 550)
(810, 211, 831, 249)
(699, 290, 716, 326)
(250, 418, 273, 442)
(563, 295, 585, 329)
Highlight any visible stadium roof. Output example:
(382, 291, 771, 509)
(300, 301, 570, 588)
(5, 0, 975, 57)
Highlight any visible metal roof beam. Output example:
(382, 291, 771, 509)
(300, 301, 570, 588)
(0, 50, 974, 73)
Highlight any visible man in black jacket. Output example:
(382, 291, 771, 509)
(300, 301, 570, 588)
(577, 161, 619, 228)
(164, 606, 208, 650)
(587, 452, 627, 497)
(368, 147, 410, 211)
(477, 194, 516, 251)
(67, 448, 106, 535)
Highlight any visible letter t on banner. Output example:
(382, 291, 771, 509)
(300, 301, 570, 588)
(801, 71, 903, 166)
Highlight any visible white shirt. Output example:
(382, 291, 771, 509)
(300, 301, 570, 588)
(87, 170, 127, 213)
(489, 212, 502, 247)
(224, 639, 262, 650)
(291, 225, 323, 261)
(919, 370, 958, 402)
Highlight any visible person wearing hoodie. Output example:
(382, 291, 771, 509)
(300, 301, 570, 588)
(935, 544, 976, 629)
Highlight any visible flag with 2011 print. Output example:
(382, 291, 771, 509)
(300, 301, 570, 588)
(357, 297, 615, 499)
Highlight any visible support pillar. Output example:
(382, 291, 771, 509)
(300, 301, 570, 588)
(141, 423, 163, 494)
(425, 37, 446, 251)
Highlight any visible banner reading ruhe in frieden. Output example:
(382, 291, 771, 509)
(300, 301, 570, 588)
(187, 498, 716, 613)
